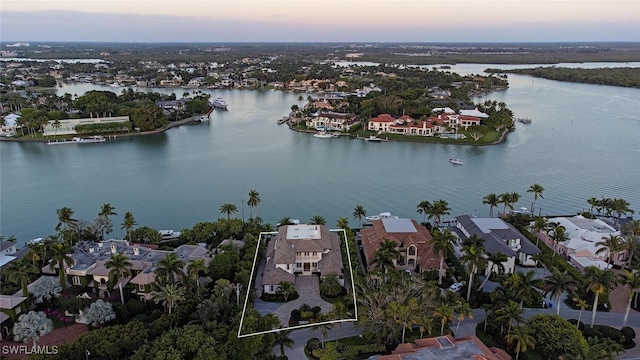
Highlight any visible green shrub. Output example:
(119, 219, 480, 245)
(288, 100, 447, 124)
(621, 326, 636, 343)
(126, 298, 145, 316)
(306, 338, 321, 352)
(598, 325, 622, 343)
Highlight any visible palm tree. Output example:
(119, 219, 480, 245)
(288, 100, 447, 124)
(121, 211, 137, 240)
(543, 268, 577, 315)
(388, 299, 418, 343)
(495, 300, 524, 334)
(587, 197, 599, 216)
(610, 198, 634, 226)
(352, 205, 366, 228)
(48, 242, 74, 289)
(416, 200, 431, 224)
(319, 275, 343, 297)
(369, 238, 400, 272)
(431, 229, 455, 285)
(482, 193, 500, 217)
(154, 253, 186, 285)
(595, 234, 623, 265)
(310, 215, 326, 225)
(527, 183, 545, 214)
(98, 203, 117, 239)
(153, 283, 185, 314)
(336, 217, 349, 230)
(273, 329, 295, 357)
(549, 223, 569, 261)
(506, 325, 536, 360)
(105, 253, 132, 305)
(621, 234, 639, 270)
(5, 259, 39, 297)
(530, 217, 548, 247)
(461, 242, 487, 301)
(276, 281, 296, 302)
(246, 189, 260, 219)
(427, 199, 450, 227)
(454, 301, 473, 332)
(219, 203, 238, 220)
(508, 270, 545, 309)
(584, 266, 617, 327)
(277, 217, 293, 227)
(187, 259, 207, 288)
(618, 270, 640, 326)
(55, 206, 77, 233)
(574, 297, 588, 329)
(433, 303, 454, 335)
(416, 314, 433, 339)
(478, 252, 508, 291)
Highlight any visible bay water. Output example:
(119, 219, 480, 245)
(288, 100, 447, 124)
(1, 63, 639, 245)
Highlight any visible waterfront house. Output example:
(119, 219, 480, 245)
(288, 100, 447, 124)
(307, 111, 358, 131)
(262, 224, 344, 295)
(387, 115, 435, 137)
(454, 215, 540, 275)
(41, 239, 212, 301)
(42, 116, 130, 136)
(360, 218, 441, 274)
(536, 215, 622, 271)
(0, 295, 28, 340)
(367, 113, 395, 133)
(1, 114, 20, 137)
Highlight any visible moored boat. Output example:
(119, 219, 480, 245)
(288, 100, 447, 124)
(211, 96, 228, 110)
(313, 131, 334, 138)
(47, 136, 107, 145)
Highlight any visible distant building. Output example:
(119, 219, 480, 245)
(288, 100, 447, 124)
(371, 335, 511, 360)
(262, 224, 344, 295)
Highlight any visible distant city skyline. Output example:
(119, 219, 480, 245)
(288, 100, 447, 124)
(1, 0, 638, 42)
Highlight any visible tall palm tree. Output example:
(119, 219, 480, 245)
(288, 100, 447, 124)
(55, 206, 77, 233)
(153, 283, 185, 314)
(369, 238, 400, 272)
(187, 259, 207, 288)
(478, 252, 508, 291)
(619, 270, 640, 326)
(621, 234, 639, 270)
(416, 200, 431, 224)
(460, 243, 487, 301)
(527, 183, 545, 214)
(310, 215, 326, 225)
(154, 253, 186, 285)
(433, 303, 454, 335)
(48, 242, 74, 289)
(549, 223, 569, 261)
(336, 217, 349, 230)
(98, 203, 117, 240)
(431, 229, 455, 285)
(352, 205, 366, 228)
(506, 325, 536, 360)
(543, 268, 577, 315)
(530, 217, 548, 247)
(454, 301, 473, 332)
(5, 259, 39, 297)
(427, 199, 450, 227)
(508, 270, 545, 309)
(584, 266, 617, 327)
(219, 203, 238, 220)
(273, 329, 295, 357)
(105, 253, 132, 305)
(482, 193, 500, 217)
(495, 300, 524, 334)
(121, 211, 137, 240)
(595, 234, 623, 265)
(387, 299, 417, 343)
(587, 197, 599, 216)
(574, 298, 588, 329)
(610, 198, 634, 226)
(246, 189, 260, 219)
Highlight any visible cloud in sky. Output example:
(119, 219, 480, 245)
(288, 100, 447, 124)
(1, 0, 638, 42)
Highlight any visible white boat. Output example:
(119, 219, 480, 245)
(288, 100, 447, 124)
(360, 135, 387, 142)
(211, 96, 228, 110)
(313, 131, 336, 138)
(364, 212, 399, 222)
(449, 158, 463, 165)
(47, 136, 106, 145)
(159, 230, 181, 240)
(195, 115, 209, 123)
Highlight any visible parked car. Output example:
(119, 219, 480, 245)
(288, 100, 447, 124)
(448, 282, 463, 292)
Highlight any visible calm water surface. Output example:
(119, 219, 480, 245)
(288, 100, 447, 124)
(1, 63, 639, 245)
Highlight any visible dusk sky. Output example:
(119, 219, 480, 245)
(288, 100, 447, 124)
(1, 0, 638, 42)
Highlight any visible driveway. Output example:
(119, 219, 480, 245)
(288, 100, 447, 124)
(269, 275, 333, 326)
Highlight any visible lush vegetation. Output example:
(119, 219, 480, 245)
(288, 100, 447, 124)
(487, 66, 640, 88)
